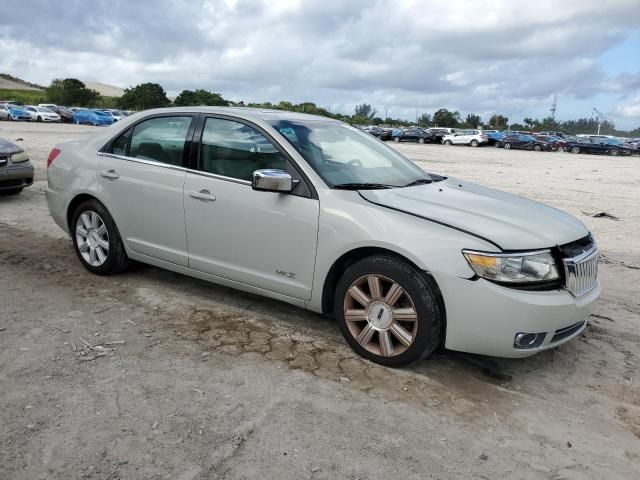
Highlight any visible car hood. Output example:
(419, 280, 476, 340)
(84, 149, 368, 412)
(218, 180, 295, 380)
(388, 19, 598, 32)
(0, 138, 23, 156)
(359, 177, 588, 250)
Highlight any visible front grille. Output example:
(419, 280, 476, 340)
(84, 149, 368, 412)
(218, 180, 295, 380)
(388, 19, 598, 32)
(551, 320, 586, 343)
(562, 243, 598, 297)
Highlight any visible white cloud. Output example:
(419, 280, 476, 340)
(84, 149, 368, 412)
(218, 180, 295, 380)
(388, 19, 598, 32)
(1, 0, 639, 127)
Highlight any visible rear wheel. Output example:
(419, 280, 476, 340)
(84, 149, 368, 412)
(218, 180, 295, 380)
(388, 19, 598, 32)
(533, 144, 542, 152)
(610, 148, 620, 156)
(37, 116, 42, 122)
(71, 199, 129, 275)
(470, 139, 478, 147)
(503, 142, 512, 150)
(335, 255, 444, 367)
(418, 137, 425, 144)
(444, 140, 452, 146)
(557, 146, 565, 152)
(393, 137, 400, 143)
(571, 146, 580, 154)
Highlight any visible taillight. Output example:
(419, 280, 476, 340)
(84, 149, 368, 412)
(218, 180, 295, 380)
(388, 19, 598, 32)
(47, 148, 61, 168)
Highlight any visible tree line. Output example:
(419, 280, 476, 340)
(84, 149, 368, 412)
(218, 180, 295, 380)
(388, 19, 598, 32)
(42, 78, 639, 136)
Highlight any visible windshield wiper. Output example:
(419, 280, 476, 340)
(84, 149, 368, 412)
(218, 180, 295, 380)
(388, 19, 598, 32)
(332, 183, 394, 190)
(403, 178, 433, 187)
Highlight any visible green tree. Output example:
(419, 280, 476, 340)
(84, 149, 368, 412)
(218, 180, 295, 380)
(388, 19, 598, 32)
(465, 113, 481, 128)
(118, 83, 170, 110)
(433, 108, 461, 127)
(417, 113, 432, 127)
(45, 78, 99, 107)
(174, 89, 227, 106)
(488, 114, 509, 129)
(354, 103, 377, 119)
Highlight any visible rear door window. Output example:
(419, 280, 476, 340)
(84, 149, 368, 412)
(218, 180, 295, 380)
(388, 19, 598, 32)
(127, 116, 193, 166)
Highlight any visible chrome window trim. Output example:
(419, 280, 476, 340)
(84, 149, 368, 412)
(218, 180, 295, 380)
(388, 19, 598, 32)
(98, 152, 252, 186)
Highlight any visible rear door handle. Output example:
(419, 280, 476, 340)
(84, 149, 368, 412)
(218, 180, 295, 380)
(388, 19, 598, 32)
(100, 169, 119, 180)
(188, 190, 217, 202)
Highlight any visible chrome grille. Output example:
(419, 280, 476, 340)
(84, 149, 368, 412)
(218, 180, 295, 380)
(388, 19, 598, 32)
(563, 244, 598, 297)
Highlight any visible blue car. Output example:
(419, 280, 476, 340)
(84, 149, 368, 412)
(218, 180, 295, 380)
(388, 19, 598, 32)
(73, 109, 114, 126)
(0, 104, 32, 121)
(482, 129, 503, 146)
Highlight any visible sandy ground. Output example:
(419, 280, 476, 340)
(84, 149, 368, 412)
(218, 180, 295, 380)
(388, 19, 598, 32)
(1, 122, 639, 479)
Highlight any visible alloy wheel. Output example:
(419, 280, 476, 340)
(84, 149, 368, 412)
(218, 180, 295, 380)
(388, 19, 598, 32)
(75, 211, 109, 266)
(343, 274, 419, 357)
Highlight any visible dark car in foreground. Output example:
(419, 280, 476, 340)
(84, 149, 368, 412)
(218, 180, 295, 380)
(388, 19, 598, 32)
(498, 133, 552, 151)
(393, 128, 436, 144)
(0, 138, 34, 195)
(563, 137, 634, 156)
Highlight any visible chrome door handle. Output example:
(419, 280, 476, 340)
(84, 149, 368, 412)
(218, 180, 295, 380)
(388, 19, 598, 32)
(100, 169, 119, 180)
(188, 190, 216, 202)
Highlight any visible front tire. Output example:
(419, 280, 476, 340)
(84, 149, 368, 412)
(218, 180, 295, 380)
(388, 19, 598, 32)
(503, 142, 512, 150)
(444, 140, 452, 146)
(37, 116, 42, 122)
(418, 137, 425, 144)
(71, 199, 129, 275)
(335, 255, 444, 368)
(571, 146, 580, 154)
(610, 148, 619, 156)
(393, 137, 400, 143)
(533, 144, 542, 152)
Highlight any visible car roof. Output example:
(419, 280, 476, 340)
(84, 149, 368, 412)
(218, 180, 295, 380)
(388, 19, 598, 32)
(136, 106, 341, 124)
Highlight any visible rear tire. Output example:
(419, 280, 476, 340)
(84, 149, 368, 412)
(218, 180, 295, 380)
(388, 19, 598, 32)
(503, 142, 512, 150)
(470, 139, 478, 147)
(571, 146, 580, 154)
(335, 255, 444, 368)
(393, 137, 400, 142)
(444, 140, 452, 146)
(418, 137, 425, 144)
(37, 116, 42, 122)
(610, 149, 619, 157)
(557, 146, 565, 152)
(533, 144, 542, 152)
(71, 199, 129, 275)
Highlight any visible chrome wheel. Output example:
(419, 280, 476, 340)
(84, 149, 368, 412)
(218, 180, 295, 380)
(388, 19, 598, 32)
(75, 211, 109, 266)
(343, 274, 418, 357)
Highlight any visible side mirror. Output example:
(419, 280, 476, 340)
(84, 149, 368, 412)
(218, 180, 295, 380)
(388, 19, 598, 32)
(252, 169, 293, 193)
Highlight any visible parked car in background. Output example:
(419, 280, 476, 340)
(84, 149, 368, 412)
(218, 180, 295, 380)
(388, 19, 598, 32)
(24, 105, 62, 122)
(425, 128, 450, 144)
(393, 128, 436, 144)
(50, 106, 75, 123)
(0, 138, 34, 194)
(442, 129, 488, 147)
(38, 103, 58, 109)
(563, 137, 634, 156)
(533, 134, 566, 151)
(498, 133, 552, 151)
(368, 126, 393, 141)
(481, 130, 503, 146)
(69, 107, 88, 113)
(99, 109, 125, 122)
(73, 109, 114, 126)
(538, 131, 566, 139)
(0, 103, 32, 121)
(46, 106, 599, 367)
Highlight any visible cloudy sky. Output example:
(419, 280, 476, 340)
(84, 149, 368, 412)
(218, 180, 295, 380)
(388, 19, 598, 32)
(2, 0, 640, 128)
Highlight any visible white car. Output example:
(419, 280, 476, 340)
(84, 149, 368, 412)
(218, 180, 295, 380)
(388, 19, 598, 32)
(443, 129, 488, 147)
(46, 107, 599, 367)
(23, 105, 61, 122)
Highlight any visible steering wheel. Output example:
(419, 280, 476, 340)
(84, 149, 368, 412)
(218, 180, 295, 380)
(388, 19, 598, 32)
(347, 159, 363, 167)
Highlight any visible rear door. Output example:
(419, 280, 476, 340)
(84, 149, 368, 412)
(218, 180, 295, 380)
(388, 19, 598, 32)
(183, 115, 320, 300)
(98, 115, 196, 266)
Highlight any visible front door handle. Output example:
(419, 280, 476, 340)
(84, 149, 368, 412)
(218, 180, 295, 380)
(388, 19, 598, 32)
(188, 190, 217, 202)
(100, 169, 119, 180)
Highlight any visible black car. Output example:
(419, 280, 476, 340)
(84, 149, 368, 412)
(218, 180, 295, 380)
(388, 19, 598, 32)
(392, 128, 436, 144)
(50, 106, 75, 123)
(0, 138, 34, 195)
(368, 126, 393, 141)
(563, 138, 634, 156)
(498, 133, 552, 151)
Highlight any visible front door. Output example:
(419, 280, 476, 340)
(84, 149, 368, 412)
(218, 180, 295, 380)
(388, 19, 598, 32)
(184, 116, 319, 300)
(98, 115, 195, 266)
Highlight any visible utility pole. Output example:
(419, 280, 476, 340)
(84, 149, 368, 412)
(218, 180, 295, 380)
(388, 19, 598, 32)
(593, 107, 604, 135)
(550, 94, 557, 122)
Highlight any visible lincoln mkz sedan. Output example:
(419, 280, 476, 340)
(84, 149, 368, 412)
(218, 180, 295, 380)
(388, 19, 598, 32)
(46, 107, 600, 367)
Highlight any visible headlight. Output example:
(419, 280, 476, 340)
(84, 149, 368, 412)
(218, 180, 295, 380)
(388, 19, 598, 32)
(463, 249, 559, 283)
(10, 151, 29, 163)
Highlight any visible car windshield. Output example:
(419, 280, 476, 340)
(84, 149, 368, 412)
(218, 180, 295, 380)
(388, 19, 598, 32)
(268, 119, 434, 188)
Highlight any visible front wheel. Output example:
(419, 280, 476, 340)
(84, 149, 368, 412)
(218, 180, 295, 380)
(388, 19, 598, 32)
(71, 199, 129, 275)
(503, 142, 512, 150)
(571, 146, 580, 154)
(610, 149, 619, 157)
(393, 137, 400, 142)
(533, 144, 542, 152)
(444, 140, 452, 146)
(557, 146, 565, 152)
(335, 255, 444, 367)
(37, 116, 42, 122)
(418, 137, 425, 144)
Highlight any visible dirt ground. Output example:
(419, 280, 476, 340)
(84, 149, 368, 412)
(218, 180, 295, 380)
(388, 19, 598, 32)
(1, 122, 639, 480)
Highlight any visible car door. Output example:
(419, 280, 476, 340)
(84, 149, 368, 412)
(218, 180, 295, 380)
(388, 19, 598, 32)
(98, 114, 195, 266)
(452, 131, 466, 144)
(183, 116, 320, 300)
